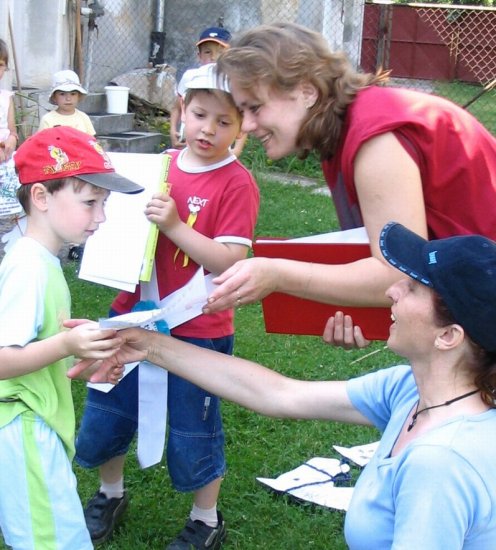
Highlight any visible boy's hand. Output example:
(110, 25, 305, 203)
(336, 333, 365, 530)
(62, 320, 122, 360)
(67, 328, 150, 381)
(145, 192, 181, 233)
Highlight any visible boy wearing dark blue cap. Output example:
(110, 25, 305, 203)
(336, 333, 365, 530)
(196, 26, 232, 50)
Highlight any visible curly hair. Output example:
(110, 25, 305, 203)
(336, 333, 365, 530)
(216, 22, 389, 160)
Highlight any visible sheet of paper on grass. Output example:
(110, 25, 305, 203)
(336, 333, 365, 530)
(79, 152, 165, 291)
(257, 442, 379, 512)
(88, 269, 215, 392)
(333, 441, 379, 468)
(257, 457, 354, 511)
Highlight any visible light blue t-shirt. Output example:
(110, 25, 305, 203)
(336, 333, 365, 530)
(0, 237, 75, 457)
(345, 364, 496, 549)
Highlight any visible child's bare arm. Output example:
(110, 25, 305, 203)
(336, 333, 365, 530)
(0, 322, 122, 380)
(0, 97, 16, 162)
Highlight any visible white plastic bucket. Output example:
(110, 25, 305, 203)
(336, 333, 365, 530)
(104, 86, 130, 114)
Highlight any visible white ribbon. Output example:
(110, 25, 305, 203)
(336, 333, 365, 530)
(136, 262, 169, 468)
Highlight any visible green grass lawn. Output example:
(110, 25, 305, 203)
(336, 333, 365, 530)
(52, 176, 402, 550)
(434, 80, 495, 135)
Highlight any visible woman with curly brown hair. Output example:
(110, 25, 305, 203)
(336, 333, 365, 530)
(203, 23, 496, 348)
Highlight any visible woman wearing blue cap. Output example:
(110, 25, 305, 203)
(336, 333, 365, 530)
(70, 221, 496, 548)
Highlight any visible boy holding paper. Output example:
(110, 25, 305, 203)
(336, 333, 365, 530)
(0, 127, 142, 550)
(76, 63, 260, 548)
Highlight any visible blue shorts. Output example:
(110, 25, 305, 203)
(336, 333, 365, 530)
(75, 335, 233, 492)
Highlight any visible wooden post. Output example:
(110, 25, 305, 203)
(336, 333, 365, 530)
(74, 0, 84, 81)
(8, 9, 25, 141)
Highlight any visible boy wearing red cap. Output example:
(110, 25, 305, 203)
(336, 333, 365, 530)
(0, 127, 142, 550)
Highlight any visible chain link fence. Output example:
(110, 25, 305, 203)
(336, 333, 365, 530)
(74, 1, 494, 133)
(417, 5, 495, 85)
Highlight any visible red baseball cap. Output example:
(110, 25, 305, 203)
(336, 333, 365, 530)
(14, 127, 143, 194)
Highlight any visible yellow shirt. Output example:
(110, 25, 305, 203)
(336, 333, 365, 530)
(38, 108, 96, 136)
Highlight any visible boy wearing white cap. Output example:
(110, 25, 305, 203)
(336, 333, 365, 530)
(39, 69, 96, 136)
(76, 63, 260, 549)
(170, 26, 246, 157)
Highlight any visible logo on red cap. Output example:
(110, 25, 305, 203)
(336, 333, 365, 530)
(45, 145, 71, 173)
(14, 127, 144, 194)
(41, 139, 112, 178)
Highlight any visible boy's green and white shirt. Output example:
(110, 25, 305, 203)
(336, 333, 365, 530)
(0, 237, 76, 458)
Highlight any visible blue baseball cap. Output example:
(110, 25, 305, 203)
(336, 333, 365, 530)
(380, 222, 496, 352)
(196, 27, 231, 48)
